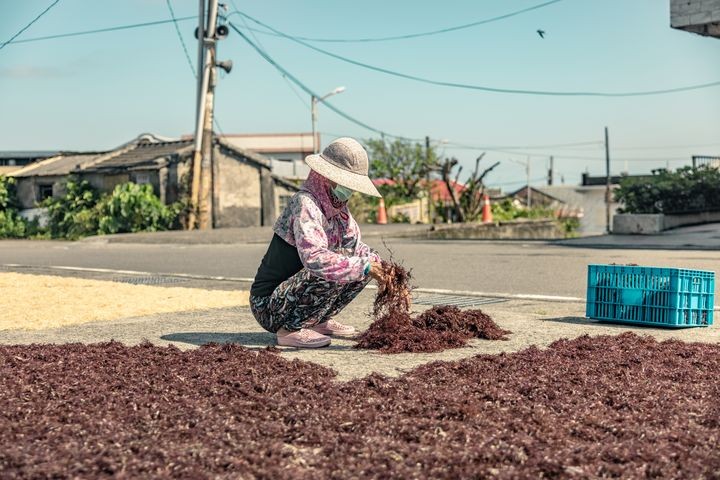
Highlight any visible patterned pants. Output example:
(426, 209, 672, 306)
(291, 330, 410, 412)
(250, 269, 371, 333)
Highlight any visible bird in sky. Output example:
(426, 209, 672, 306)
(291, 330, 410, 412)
(537, 29, 546, 39)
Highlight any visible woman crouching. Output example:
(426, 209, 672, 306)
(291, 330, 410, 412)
(250, 137, 388, 348)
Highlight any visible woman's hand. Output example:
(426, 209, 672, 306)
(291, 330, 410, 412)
(369, 261, 387, 285)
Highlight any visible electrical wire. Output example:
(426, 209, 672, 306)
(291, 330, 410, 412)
(611, 142, 720, 151)
(2, 16, 195, 46)
(165, 0, 196, 77)
(445, 140, 603, 150)
(234, 2, 310, 111)
(231, 15, 720, 98)
(224, 0, 564, 43)
(0, 0, 61, 51)
(228, 22, 422, 142)
(445, 142, 702, 162)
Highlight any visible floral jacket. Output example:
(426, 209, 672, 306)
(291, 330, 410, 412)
(273, 171, 379, 283)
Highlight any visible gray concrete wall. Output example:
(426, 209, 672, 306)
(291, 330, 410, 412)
(613, 214, 665, 234)
(426, 219, 566, 240)
(15, 177, 37, 209)
(260, 169, 275, 226)
(15, 175, 65, 209)
(671, 0, 720, 37)
(613, 211, 720, 234)
(214, 149, 262, 228)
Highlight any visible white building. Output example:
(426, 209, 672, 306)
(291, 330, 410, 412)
(218, 132, 317, 180)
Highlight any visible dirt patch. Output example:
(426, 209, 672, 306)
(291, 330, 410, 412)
(0, 272, 249, 331)
(2, 333, 718, 478)
(355, 261, 511, 353)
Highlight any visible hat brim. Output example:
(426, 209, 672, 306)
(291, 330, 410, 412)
(305, 154, 382, 198)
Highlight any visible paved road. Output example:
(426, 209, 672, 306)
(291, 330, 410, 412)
(1, 238, 718, 298)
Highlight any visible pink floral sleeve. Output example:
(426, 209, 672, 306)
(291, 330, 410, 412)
(350, 217, 381, 263)
(292, 195, 368, 283)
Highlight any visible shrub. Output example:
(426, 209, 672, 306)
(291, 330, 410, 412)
(43, 179, 181, 239)
(615, 165, 720, 214)
(96, 183, 178, 235)
(490, 198, 554, 222)
(42, 178, 100, 239)
(0, 176, 28, 238)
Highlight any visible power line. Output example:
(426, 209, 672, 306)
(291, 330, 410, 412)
(165, 0, 196, 77)
(228, 22, 422, 142)
(225, 0, 564, 43)
(446, 140, 603, 150)
(0, 0, 61, 51)
(233, 2, 312, 111)
(232, 14, 720, 98)
(2, 16, 195, 46)
(611, 142, 720, 151)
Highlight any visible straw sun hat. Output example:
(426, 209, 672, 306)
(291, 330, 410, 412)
(304, 137, 382, 198)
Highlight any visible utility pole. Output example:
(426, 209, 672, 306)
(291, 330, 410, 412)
(188, 0, 206, 230)
(425, 135, 432, 224)
(526, 156, 532, 208)
(605, 126, 611, 234)
(547, 156, 554, 186)
(188, 0, 230, 230)
(198, 0, 220, 230)
(311, 96, 318, 154)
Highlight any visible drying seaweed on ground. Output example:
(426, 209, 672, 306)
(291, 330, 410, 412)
(355, 260, 511, 353)
(2, 334, 720, 478)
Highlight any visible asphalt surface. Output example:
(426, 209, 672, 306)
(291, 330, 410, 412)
(1, 238, 718, 298)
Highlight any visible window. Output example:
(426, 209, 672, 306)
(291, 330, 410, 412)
(134, 172, 151, 185)
(37, 184, 53, 201)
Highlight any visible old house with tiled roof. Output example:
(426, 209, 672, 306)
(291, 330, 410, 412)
(10, 133, 298, 228)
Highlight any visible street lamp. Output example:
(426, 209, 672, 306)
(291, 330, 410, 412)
(311, 86, 346, 153)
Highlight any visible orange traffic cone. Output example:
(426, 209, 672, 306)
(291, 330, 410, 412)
(481, 194, 493, 223)
(376, 198, 388, 225)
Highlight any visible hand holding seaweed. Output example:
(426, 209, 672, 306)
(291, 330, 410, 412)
(356, 260, 511, 353)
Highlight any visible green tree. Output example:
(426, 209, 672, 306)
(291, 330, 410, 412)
(365, 138, 439, 200)
(615, 165, 720, 214)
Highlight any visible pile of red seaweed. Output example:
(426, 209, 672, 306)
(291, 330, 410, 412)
(354, 260, 511, 353)
(2, 334, 720, 478)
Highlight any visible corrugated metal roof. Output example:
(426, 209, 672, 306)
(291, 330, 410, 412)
(85, 140, 192, 170)
(10, 135, 274, 178)
(11, 153, 101, 177)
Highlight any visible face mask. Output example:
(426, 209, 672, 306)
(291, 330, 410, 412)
(332, 184, 354, 202)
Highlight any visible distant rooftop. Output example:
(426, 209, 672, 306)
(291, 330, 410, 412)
(214, 133, 317, 155)
(0, 151, 60, 159)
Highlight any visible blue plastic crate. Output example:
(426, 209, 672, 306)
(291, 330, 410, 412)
(586, 265, 715, 328)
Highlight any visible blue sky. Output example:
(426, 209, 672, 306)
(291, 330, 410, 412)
(1, 0, 719, 189)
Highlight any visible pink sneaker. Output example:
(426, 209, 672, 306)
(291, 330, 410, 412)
(311, 320, 356, 336)
(276, 328, 331, 348)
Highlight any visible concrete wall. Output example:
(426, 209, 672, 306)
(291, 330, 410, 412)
(15, 175, 65, 209)
(273, 183, 296, 219)
(214, 148, 263, 228)
(671, 0, 720, 37)
(426, 219, 566, 240)
(613, 211, 720, 234)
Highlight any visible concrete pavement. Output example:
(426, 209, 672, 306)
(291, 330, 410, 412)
(2, 265, 718, 381)
(81, 222, 720, 250)
(2, 226, 718, 379)
(557, 223, 720, 250)
(1, 237, 718, 298)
